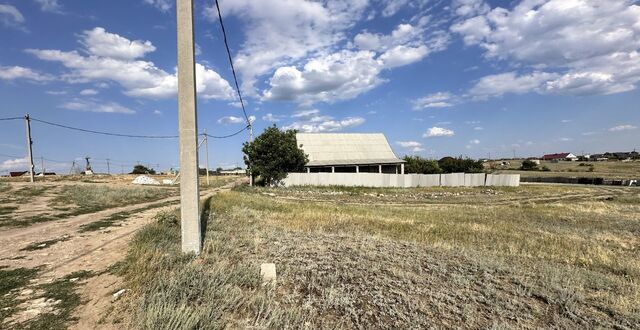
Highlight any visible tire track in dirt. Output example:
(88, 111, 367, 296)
(0, 179, 244, 329)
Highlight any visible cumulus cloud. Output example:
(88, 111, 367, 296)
(262, 50, 384, 104)
(609, 124, 637, 132)
(218, 116, 246, 125)
(0, 65, 53, 82)
(284, 111, 365, 132)
(27, 27, 234, 101)
(452, 0, 489, 17)
(143, 0, 172, 12)
(469, 139, 480, 144)
(80, 89, 98, 96)
(205, 0, 370, 96)
(262, 113, 281, 122)
(34, 0, 63, 13)
(423, 127, 454, 137)
(0, 157, 29, 172)
(396, 140, 425, 152)
(292, 109, 320, 118)
(59, 99, 135, 114)
(453, 0, 640, 97)
(206, 2, 445, 105)
(0, 4, 24, 27)
(412, 92, 455, 110)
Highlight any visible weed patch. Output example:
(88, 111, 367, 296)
(20, 235, 72, 251)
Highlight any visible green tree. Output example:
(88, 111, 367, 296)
(438, 157, 484, 173)
(520, 160, 539, 171)
(131, 165, 155, 175)
(402, 156, 442, 174)
(242, 125, 308, 186)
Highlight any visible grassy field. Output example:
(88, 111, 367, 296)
(0, 183, 176, 228)
(490, 159, 640, 179)
(117, 184, 640, 329)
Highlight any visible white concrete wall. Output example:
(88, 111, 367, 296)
(283, 173, 519, 187)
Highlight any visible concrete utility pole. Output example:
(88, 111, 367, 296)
(177, 0, 202, 254)
(204, 129, 210, 186)
(249, 124, 254, 186)
(41, 157, 45, 175)
(24, 114, 35, 183)
(106, 159, 111, 175)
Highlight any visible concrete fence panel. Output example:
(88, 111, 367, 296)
(464, 173, 486, 187)
(441, 173, 465, 187)
(284, 173, 518, 188)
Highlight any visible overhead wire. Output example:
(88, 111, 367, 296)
(0, 117, 23, 121)
(203, 125, 250, 139)
(29, 117, 180, 139)
(213, 0, 252, 128)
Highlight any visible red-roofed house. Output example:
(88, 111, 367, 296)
(541, 153, 578, 161)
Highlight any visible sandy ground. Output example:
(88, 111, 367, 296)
(0, 179, 242, 329)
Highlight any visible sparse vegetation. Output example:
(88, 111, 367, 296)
(0, 267, 41, 325)
(119, 185, 640, 328)
(20, 235, 71, 251)
(78, 200, 180, 233)
(520, 159, 539, 170)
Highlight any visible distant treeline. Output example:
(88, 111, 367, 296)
(402, 156, 484, 174)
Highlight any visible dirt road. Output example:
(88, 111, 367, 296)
(0, 180, 241, 329)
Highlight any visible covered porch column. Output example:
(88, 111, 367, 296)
(401, 163, 405, 174)
(378, 164, 382, 173)
(356, 165, 359, 173)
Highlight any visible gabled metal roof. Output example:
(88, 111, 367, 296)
(296, 133, 404, 166)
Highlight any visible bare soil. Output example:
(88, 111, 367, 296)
(0, 178, 242, 329)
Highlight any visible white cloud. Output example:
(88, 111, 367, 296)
(469, 139, 480, 144)
(381, 0, 409, 17)
(608, 124, 637, 132)
(396, 140, 425, 152)
(205, 0, 370, 96)
(46, 90, 67, 95)
(80, 89, 98, 96)
(423, 127, 454, 137)
(469, 71, 559, 99)
(453, 0, 640, 97)
(452, 0, 489, 17)
(218, 116, 246, 125)
(34, 0, 62, 13)
(262, 50, 385, 104)
(284, 112, 365, 132)
(0, 65, 53, 82)
(561, 119, 572, 123)
(473, 126, 484, 130)
(205, 2, 445, 104)
(143, 0, 172, 12)
(412, 92, 455, 110)
(0, 4, 24, 27)
(292, 109, 320, 118)
(559, 137, 573, 142)
(0, 157, 29, 172)
(80, 27, 156, 61)
(27, 27, 234, 100)
(59, 99, 135, 114)
(153, 110, 162, 115)
(262, 113, 281, 122)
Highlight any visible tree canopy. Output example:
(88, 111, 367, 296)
(437, 157, 484, 173)
(131, 165, 155, 175)
(402, 156, 442, 174)
(242, 125, 308, 186)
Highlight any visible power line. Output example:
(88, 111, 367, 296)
(214, 0, 251, 128)
(0, 117, 23, 121)
(30, 117, 180, 139)
(204, 125, 250, 139)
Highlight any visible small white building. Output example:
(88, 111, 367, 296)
(296, 133, 406, 174)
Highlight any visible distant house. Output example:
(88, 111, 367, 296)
(9, 171, 28, 177)
(296, 133, 406, 174)
(542, 153, 578, 161)
(219, 169, 246, 176)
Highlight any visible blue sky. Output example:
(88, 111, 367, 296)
(1, 0, 639, 174)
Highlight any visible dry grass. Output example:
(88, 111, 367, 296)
(117, 185, 640, 328)
(491, 159, 640, 179)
